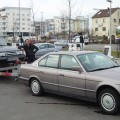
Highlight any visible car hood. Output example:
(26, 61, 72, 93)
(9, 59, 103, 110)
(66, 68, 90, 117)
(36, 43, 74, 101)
(89, 67, 120, 82)
(0, 46, 18, 52)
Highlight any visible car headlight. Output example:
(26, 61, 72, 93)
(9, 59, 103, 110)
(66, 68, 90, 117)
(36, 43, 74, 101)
(0, 52, 6, 56)
(16, 50, 23, 55)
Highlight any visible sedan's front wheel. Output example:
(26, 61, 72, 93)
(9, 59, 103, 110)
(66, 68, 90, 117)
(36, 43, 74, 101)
(30, 79, 43, 96)
(98, 88, 120, 115)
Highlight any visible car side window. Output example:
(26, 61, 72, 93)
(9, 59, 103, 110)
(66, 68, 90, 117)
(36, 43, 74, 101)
(48, 44, 55, 48)
(38, 56, 47, 67)
(60, 55, 79, 70)
(46, 55, 59, 68)
(39, 44, 48, 49)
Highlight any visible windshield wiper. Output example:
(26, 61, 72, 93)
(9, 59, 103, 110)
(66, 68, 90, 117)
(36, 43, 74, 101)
(106, 65, 119, 69)
(90, 65, 119, 72)
(90, 68, 107, 72)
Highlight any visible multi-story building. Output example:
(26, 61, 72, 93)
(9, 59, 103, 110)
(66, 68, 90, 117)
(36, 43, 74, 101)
(54, 17, 65, 34)
(92, 7, 120, 39)
(0, 7, 31, 37)
(32, 16, 89, 39)
(45, 19, 55, 34)
(75, 16, 89, 33)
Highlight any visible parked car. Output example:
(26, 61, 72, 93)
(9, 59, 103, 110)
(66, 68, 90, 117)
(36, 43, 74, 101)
(54, 39, 68, 48)
(19, 51, 120, 115)
(0, 38, 25, 67)
(34, 43, 62, 59)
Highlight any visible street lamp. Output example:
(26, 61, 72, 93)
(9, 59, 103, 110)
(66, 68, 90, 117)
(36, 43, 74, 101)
(106, 0, 112, 57)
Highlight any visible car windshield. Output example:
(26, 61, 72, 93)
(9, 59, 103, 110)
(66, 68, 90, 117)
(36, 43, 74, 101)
(77, 52, 119, 72)
(0, 38, 7, 46)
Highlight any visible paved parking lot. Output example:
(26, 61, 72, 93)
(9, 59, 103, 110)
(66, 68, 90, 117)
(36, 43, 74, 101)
(0, 77, 120, 120)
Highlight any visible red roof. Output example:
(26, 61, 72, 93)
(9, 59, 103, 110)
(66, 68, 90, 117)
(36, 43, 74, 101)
(92, 7, 120, 18)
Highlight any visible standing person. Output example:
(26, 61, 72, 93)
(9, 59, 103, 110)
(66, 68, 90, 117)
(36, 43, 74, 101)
(79, 32, 84, 51)
(22, 39, 38, 63)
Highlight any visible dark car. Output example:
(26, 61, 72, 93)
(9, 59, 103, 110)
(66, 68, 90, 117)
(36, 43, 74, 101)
(0, 38, 25, 67)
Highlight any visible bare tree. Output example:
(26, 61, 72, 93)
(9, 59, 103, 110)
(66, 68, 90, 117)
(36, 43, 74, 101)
(28, 0, 36, 39)
(59, 9, 67, 39)
(60, 0, 78, 43)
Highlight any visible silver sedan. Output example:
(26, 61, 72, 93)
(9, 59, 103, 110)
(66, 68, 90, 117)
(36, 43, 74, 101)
(19, 51, 120, 115)
(34, 43, 62, 59)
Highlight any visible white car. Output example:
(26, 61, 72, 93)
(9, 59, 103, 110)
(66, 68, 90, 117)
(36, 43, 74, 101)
(72, 35, 89, 45)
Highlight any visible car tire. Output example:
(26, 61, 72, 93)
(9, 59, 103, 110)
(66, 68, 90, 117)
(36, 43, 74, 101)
(98, 88, 120, 115)
(30, 78, 43, 96)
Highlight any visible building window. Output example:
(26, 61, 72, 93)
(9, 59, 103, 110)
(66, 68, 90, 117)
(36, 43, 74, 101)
(95, 28, 98, 31)
(103, 19, 105, 23)
(6, 13, 10, 16)
(2, 23, 6, 25)
(22, 28, 25, 30)
(119, 19, 120, 23)
(96, 19, 98, 23)
(113, 19, 116, 23)
(102, 27, 106, 31)
(3, 27, 6, 30)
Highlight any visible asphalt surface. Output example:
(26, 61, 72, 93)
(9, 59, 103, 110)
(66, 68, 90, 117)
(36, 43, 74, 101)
(84, 43, 119, 51)
(0, 77, 120, 120)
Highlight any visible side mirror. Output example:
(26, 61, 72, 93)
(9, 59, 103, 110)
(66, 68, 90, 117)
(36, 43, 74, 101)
(72, 66, 83, 73)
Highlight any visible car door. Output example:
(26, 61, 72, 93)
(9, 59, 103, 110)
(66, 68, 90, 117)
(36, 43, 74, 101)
(38, 54, 59, 92)
(36, 44, 49, 58)
(48, 44, 56, 52)
(58, 55, 86, 96)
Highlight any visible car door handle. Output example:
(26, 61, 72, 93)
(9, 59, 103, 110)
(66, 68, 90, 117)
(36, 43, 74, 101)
(58, 74, 64, 77)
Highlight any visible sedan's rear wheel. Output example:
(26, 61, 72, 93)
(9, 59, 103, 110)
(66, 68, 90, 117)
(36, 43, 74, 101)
(98, 88, 120, 115)
(30, 79, 43, 96)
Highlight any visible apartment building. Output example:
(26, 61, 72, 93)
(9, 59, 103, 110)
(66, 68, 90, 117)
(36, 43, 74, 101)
(0, 7, 31, 37)
(32, 16, 89, 39)
(75, 16, 89, 33)
(45, 19, 55, 34)
(92, 7, 120, 39)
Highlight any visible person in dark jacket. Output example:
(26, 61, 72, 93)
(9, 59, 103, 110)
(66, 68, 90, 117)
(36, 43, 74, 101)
(22, 39, 38, 63)
(79, 32, 84, 50)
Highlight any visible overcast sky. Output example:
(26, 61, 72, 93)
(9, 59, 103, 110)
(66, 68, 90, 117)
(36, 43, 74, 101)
(0, 0, 120, 20)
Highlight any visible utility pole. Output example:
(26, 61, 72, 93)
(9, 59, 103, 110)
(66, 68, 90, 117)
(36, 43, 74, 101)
(40, 12, 43, 37)
(68, 0, 71, 43)
(106, 0, 112, 57)
(18, 0, 23, 45)
(19, 0, 20, 36)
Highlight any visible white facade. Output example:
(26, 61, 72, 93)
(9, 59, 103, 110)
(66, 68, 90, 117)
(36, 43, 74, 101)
(54, 17, 75, 34)
(0, 7, 31, 36)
